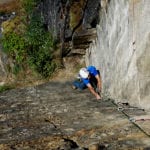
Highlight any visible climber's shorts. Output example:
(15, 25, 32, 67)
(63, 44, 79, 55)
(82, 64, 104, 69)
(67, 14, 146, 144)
(72, 80, 87, 90)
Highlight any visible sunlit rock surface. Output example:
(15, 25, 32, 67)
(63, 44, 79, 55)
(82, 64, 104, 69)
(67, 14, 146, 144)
(86, 0, 150, 110)
(0, 81, 150, 149)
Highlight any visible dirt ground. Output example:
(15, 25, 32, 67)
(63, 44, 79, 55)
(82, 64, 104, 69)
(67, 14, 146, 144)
(0, 0, 19, 12)
(0, 0, 15, 4)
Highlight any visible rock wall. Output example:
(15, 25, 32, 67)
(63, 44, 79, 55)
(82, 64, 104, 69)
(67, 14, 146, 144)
(41, 0, 100, 44)
(85, 0, 150, 109)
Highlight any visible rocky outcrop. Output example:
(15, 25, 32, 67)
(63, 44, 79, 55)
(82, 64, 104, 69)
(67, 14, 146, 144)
(86, 0, 150, 109)
(0, 81, 150, 149)
(40, 0, 100, 56)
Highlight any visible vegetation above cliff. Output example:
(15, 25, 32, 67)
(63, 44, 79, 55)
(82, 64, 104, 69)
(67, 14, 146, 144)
(1, 0, 58, 79)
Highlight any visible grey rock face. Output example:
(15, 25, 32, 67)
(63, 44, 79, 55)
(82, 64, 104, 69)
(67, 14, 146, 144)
(40, 0, 100, 39)
(40, 0, 62, 39)
(0, 1, 150, 148)
(0, 81, 150, 149)
(86, 0, 150, 109)
(82, 0, 100, 29)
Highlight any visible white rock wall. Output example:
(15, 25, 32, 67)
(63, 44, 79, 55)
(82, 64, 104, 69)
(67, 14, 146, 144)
(85, 0, 150, 109)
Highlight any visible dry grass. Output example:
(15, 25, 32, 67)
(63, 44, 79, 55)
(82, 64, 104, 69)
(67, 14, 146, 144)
(0, 0, 20, 13)
(50, 56, 85, 82)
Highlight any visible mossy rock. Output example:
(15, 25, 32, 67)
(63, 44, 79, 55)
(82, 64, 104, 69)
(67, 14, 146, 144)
(70, 0, 85, 30)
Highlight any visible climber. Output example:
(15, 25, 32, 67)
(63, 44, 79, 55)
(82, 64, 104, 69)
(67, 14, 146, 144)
(72, 66, 102, 100)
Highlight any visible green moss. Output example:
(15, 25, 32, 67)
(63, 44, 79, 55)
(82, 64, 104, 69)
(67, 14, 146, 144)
(0, 85, 14, 93)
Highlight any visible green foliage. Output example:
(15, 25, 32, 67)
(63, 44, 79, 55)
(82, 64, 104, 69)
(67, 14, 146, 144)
(13, 64, 23, 75)
(26, 14, 56, 77)
(2, 32, 27, 64)
(1, 0, 57, 78)
(22, 0, 40, 14)
(0, 85, 14, 93)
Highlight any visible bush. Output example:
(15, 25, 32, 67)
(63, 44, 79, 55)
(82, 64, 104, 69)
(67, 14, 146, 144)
(26, 14, 56, 77)
(21, 0, 39, 14)
(2, 32, 27, 63)
(1, 0, 57, 78)
(0, 85, 14, 93)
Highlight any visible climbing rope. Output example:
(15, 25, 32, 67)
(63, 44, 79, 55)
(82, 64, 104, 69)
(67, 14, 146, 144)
(109, 99, 150, 138)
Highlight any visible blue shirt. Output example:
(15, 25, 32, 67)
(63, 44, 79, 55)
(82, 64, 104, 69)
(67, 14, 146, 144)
(81, 66, 99, 85)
